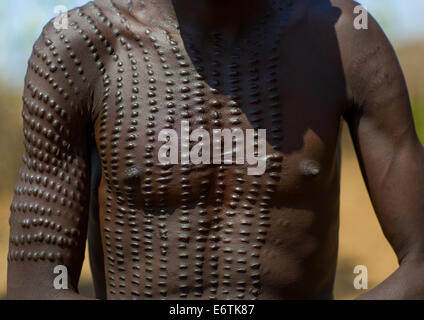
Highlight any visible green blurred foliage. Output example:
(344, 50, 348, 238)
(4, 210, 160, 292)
(0, 81, 23, 196)
(412, 99, 424, 143)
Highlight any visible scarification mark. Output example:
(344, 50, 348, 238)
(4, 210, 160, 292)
(9, 0, 297, 301)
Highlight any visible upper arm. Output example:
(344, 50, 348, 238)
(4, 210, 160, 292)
(338, 1, 415, 138)
(334, 0, 424, 262)
(7, 14, 99, 299)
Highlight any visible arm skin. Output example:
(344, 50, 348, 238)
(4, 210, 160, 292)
(7, 13, 99, 300)
(334, 0, 424, 299)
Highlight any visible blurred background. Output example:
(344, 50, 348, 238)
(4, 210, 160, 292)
(0, 0, 423, 300)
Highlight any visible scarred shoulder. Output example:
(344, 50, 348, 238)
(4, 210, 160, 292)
(329, 0, 404, 111)
(294, 0, 400, 109)
(24, 1, 118, 131)
(295, 0, 392, 63)
(36, 1, 107, 67)
(30, 2, 110, 101)
(30, 0, 144, 119)
(36, 0, 153, 76)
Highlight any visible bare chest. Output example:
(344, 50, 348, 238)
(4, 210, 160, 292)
(92, 13, 345, 211)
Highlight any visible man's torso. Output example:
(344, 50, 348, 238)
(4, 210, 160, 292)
(85, 0, 348, 299)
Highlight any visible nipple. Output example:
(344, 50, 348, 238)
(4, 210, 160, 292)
(123, 166, 144, 185)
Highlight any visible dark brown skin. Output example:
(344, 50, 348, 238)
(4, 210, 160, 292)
(7, 0, 424, 300)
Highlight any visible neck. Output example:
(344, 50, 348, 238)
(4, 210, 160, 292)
(130, 0, 272, 34)
(173, 0, 271, 32)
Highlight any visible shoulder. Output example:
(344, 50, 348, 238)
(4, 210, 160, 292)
(298, 0, 395, 77)
(295, 0, 381, 39)
(33, 2, 103, 71)
(324, 0, 398, 79)
(38, 2, 97, 44)
(301, 0, 362, 22)
(35, 0, 153, 55)
(29, 2, 120, 101)
(304, 0, 391, 55)
(290, 1, 399, 108)
(291, 0, 370, 34)
(313, 1, 403, 113)
(25, 3, 108, 121)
